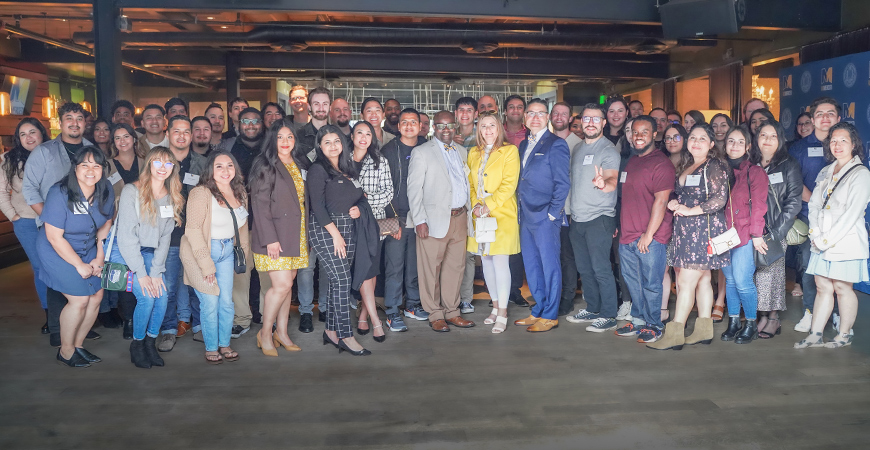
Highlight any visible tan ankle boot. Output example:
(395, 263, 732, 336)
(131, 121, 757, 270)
(685, 317, 714, 345)
(647, 321, 685, 350)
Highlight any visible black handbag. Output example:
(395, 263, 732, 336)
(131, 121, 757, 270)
(215, 192, 247, 274)
(750, 174, 785, 268)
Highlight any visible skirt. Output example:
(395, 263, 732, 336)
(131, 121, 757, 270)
(806, 253, 870, 284)
(253, 252, 309, 271)
(755, 238, 787, 312)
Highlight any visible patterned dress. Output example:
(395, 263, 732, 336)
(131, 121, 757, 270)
(669, 158, 731, 270)
(253, 161, 309, 271)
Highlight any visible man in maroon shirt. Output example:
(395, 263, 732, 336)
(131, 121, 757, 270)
(613, 116, 675, 344)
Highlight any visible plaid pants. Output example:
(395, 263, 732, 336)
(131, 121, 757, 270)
(309, 214, 356, 339)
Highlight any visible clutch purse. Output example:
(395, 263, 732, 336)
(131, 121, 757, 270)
(755, 227, 785, 268)
(474, 216, 498, 244)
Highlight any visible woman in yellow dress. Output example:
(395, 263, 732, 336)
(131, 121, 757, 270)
(249, 118, 308, 356)
(467, 113, 521, 333)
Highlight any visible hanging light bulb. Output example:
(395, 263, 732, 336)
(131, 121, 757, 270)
(0, 92, 11, 116)
(42, 96, 55, 119)
(81, 101, 92, 113)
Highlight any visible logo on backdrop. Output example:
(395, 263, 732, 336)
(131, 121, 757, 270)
(781, 108, 793, 129)
(782, 74, 793, 97)
(844, 62, 858, 88)
(800, 70, 812, 93)
(821, 67, 834, 91)
(843, 102, 856, 124)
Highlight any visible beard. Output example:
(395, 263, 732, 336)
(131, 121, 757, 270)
(336, 117, 350, 128)
(632, 140, 654, 155)
(552, 122, 568, 132)
(313, 111, 329, 121)
(585, 128, 602, 139)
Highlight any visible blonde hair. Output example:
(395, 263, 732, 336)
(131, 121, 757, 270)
(474, 114, 507, 153)
(138, 146, 184, 226)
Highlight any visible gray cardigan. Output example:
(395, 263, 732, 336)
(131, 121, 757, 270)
(23, 135, 93, 226)
(116, 184, 176, 279)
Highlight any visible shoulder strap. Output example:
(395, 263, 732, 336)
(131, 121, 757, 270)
(822, 164, 862, 209)
(214, 191, 241, 246)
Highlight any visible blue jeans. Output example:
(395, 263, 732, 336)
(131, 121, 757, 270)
(194, 239, 235, 351)
(297, 251, 327, 315)
(619, 238, 667, 330)
(721, 241, 757, 317)
(13, 218, 48, 309)
(160, 247, 201, 334)
(132, 248, 169, 340)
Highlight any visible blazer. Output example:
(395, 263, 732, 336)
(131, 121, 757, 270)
(466, 143, 521, 255)
(516, 130, 570, 224)
(406, 138, 470, 239)
(808, 156, 870, 261)
(180, 186, 252, 295)
(250, 161, 305, 257)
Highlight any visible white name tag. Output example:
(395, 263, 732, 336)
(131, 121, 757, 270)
(159, 205, 174, 218)
(73, 202, 88, 214)
(463, 165, 471, 177)
(300, 169, 307, 181)
(808, 147, 824, 157)
(767, 172, 784, 184)
(107, 172, 122, 185)
(583, 154, 594, 165)
(685, 174, 702, 187)
(352, 179, 362, 189)
(620, 172, 627, 183)
(233, 206, 249, 222)
(183, 173, 200, 186)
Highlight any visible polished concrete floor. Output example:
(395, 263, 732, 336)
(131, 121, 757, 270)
(2, 261, 870, 450)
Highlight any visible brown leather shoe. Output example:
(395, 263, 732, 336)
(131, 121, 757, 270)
(514, 315, 540, 326)
(429, 319, 450, 332)
(446, 316, 475, 328)
(527, 319, 558, 332)
(176, 321, 191, 337)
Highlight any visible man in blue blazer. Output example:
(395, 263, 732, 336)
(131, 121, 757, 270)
(514, 98, 571, 332)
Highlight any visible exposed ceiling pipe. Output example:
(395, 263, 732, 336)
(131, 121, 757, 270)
(2, 22, 211, 89)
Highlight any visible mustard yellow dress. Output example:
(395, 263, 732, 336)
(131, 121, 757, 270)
(253, 162, 309, 270)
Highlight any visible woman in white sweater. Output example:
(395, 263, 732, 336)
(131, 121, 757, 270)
(797, 122, 870, 349)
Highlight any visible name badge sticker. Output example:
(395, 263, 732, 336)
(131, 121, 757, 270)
(300, 169, 308, 181)
(808, 147, 824, 157)
(73, 202, 89, 214)
(352, 179, 362, 189)
(234, 206, 249, 222)
(583, 154, 595, 165)
(183, 173, 200, 186)
(768, 172, 784, 184)
(620, 172, 627, 183)
(107, 172, 122, 185)
(159, 205, 174, 218)
(685, 174, 702, 187)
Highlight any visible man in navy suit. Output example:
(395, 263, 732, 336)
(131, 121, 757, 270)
(513, 99, 571, 332)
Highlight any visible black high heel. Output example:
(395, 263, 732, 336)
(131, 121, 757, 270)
(338, 339, 371, 356)
(372, 324, 386, 343)
(322, 331, 339, 349)
(356, 318, 370, 335)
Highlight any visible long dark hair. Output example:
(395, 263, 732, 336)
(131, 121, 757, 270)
(314, 124, 358, 179)
(86, 116, 111, 149)
(199, 151, 248, 208)
(824, 121, 866, 163)
(676, 123, 730, 181)
(749, 119, 788, 167)
(59, 146, 113, 217)
(250, 118, 300, 195)
(351, 120, 381, 169)
(3, 118, 50, 186)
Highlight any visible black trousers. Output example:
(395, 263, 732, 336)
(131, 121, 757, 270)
(559, 223, 578, 314)
(47, 287, 67, 334)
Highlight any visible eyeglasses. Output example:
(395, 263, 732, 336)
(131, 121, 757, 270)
(581, 116, 603, 124)
(240, 118, 261, 126)
(434, 123, 456, 130)
(797, 121, 813, 127)
(664, 135, 682, 143)
(291, 96, 307, 102)
(525, 111, 548, 118)
(670, 120, 681, 125)
(152, 161, 175, 170)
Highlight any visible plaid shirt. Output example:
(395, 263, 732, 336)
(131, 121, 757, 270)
(358, 154, 394, 219)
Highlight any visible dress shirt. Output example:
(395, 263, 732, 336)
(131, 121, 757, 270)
(436, 138, 470, 209)
(522, 128, 547, 167)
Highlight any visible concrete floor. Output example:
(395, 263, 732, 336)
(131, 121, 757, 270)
(1, 261, 869, 450)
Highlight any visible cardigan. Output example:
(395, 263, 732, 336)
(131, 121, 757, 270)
(807, 156, 870, 261)
(0, 155, 37, 220)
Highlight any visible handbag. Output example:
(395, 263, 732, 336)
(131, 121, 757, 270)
(704, 163, 740, 255)
(215, 192, 247, 274)
(377, 203, 402, 236)
(749, 171, 785, 267)
(474, 215, 498, 244)
(100, 221, 132, 291)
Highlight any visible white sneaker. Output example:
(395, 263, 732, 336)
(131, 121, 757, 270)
(616, 302, 633, 321)
(794, 309, 812, 333)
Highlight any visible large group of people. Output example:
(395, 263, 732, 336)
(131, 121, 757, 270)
(1, 86, 868, 369)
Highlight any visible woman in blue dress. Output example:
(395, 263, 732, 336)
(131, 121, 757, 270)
(38, 146, 114, 368)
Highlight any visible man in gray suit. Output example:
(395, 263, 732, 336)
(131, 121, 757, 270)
(407, 111, 476, 332)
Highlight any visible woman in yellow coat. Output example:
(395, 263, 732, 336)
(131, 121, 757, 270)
(467, 113, 520, 333)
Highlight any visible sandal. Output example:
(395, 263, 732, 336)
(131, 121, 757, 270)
(492, 315, 508, 334)
(794, 331, 825, 349)
(205, 352, 223, 365)
(825, 332, 853, 349)
(220, 348, 239, 362)
(758, 318, 781, 339)
(711, 304, 725, 323)
(484, 308, 499, 325)
(356, 319, 370, 335)
(791, 285, 804, 296)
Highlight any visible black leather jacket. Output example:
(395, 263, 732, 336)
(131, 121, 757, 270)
(763, 154, 803, 242)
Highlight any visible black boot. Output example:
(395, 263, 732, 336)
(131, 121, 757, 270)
(110, 307, 123, 324)
(735, 319, 758, 344)
(41, 309, 49, 334)
(143, 336, 165, 367)
(130, 340, 151, 369)
(98, 312, 120, 329)
(721, 317, 741, 341)
(122, 320, 133, 340)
